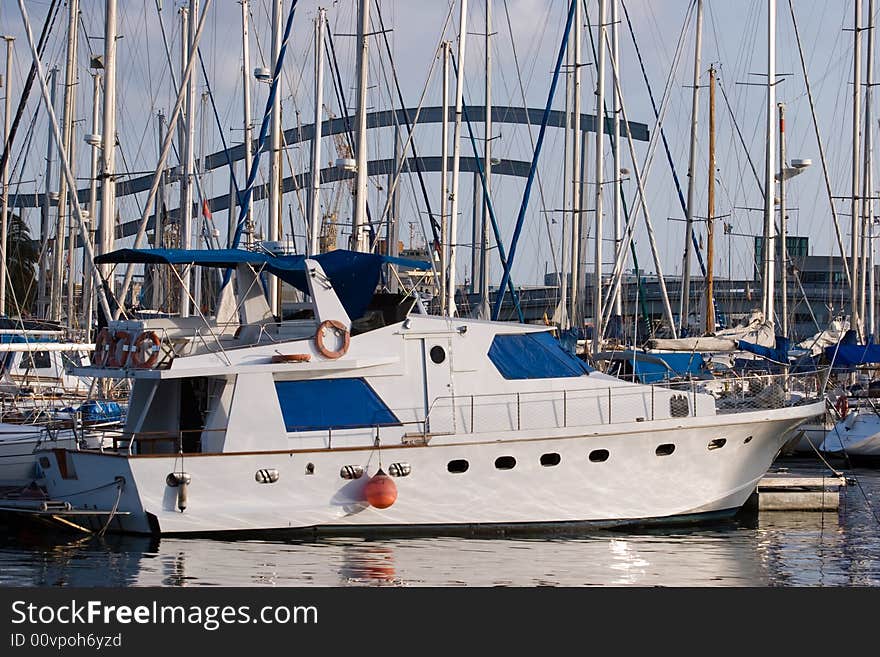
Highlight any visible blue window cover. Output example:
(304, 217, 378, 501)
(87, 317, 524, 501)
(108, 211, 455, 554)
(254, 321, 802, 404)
(274, 378, 400, 432)
(488, 331, 593, 380)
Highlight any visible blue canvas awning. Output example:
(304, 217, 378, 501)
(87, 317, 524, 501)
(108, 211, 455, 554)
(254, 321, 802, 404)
(95, 248, 431, 320)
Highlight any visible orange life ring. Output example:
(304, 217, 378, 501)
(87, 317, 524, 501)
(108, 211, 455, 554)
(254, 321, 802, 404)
(271, 353, 311, 363)
(93, 328, 111, 367)
(130, 331, 161, 368)
(314, 319, 350, 359)
(835, 395, 849, 418)
(107, 331, 132, 368)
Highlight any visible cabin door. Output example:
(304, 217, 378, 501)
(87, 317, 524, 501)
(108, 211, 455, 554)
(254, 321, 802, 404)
(421, 337, 454, 433)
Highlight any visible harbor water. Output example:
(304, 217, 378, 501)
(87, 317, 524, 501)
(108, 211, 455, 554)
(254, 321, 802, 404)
(1, 458, 878, 587)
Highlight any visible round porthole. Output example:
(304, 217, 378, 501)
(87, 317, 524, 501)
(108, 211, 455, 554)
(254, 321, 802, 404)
(430, 345, 446, 364)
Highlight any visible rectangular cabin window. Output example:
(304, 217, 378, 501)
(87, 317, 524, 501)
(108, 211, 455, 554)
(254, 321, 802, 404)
(23, 351, 52, 370)
(274, 378, 400, 432)
(488, 332, 593, 380)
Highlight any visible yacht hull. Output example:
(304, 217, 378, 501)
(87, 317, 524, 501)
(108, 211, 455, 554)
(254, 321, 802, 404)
(41, 402, 822, 535)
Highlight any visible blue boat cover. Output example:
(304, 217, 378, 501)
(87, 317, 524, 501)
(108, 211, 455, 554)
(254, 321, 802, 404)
(824, 342, 880, 366)
(737, 336, 789, 365)
(488, 331, 593, 379)
(95, 248, 431, 320)
(274, 378, 400, 432)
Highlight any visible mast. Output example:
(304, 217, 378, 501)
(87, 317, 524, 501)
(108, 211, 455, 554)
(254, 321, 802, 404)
(51, 0, 79, 323)
(179, 0, 200, 317)
(352, 0, 370, 252)
(762, 0, 777, 328)
(477, 0, 492, 317)
(99, 0, 117, 302)
(682, 0, 703, 334)
(851, 0, 863, 338)
(572, 0, 583, 331)
(565, 25, 577, 329)
(307, 7, 326, 256)
(0, 35, 13, 315)
(593, 0, 605, 355)
(864, 0, 875, 338)
(778, 101, 787, 339)
(83, 71, 101, 339)
(153, 110, 166, 310)
(38, 67, 58, 318)
(706, 65, 716, 335)
(240, 0, 254, 248)
(447, 0, 468, 317)
(611, 0, 623, 318)
(439, 40, 450, 315)
(268, 0, 283, 312)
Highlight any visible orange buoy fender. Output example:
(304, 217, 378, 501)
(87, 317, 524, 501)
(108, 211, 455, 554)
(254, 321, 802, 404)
(364, 468, 397, 509)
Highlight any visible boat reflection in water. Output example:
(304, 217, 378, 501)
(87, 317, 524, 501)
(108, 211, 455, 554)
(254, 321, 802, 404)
(5, 498, 878, 586)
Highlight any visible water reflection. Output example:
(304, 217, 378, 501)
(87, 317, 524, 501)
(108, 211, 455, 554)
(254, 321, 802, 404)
(2, 467, 879, 587)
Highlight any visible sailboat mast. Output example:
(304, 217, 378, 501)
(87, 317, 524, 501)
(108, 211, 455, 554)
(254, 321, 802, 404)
(682, 0, 703, 334)
(864, 0, 875, 338)
(611, 0, 623, 319)
(0, 36, 13, 315)
(240, 0, 254, 248)
(352, 0, 371, 253)
(51, 0, 79, 323)
(478, 0, 492, 317)
(566, 31, 577, 330)
(572, 0, 583, 331)
(38, 67, 58, 318)
(83, 71, 101, 339)
(439, 41, 450, 315)
(593, 0, 605, 355)
(308, 7, 326, 256)
(706, 65, 716, 335)
(179, 0, 199, 317)
(778, 101, 787, 339)
(762, 0, 777, 328)
(447, 0, 468, 318)
(99, 0, 117, 301)
(851, 0, 863, 338)
(268, 0, 283, 312)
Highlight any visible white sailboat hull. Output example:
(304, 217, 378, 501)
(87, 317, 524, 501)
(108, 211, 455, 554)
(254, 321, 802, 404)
(0, 424, 77, 486)
(820, 410, 880, 458)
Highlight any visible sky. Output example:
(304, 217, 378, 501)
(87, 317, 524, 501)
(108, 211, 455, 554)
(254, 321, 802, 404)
(0, 0, 869, 290)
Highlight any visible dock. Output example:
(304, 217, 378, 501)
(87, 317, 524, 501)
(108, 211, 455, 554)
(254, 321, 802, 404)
(755, 472, 847, 511)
